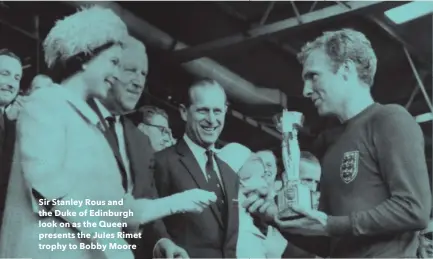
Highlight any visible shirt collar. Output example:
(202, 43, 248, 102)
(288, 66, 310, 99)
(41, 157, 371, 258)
(94, 98, 118, 122)
(183, 134, 218, 158)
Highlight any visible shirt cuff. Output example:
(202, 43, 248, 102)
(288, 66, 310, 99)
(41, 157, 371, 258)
(326, 215, 352, 236)
(153, 237, 170, 257)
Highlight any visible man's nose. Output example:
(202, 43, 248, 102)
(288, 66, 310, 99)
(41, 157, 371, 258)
(206, 112, 217, 124)
(302, 82, 313, 98)
(112, 67, 121, 81)
(131, 79, 144, 90)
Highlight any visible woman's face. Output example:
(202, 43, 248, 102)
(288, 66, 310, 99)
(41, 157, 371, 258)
(83, 44, 122, 99)
(238, 158, 269, 197)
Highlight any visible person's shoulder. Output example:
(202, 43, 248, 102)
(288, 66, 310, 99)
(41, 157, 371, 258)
(22, 87, 66, 114)
(25, 86, 65, 106)
(372, 103, 412, 119)
(370, 103, 420, 132)
(154, 144, 176, 160)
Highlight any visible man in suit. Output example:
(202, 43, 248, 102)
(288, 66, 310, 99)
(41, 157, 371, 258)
(135, 105, 174, 152)
(0, 49, 22, 230)
(153, 79, 240, 258)
(89, 36, 188, 258)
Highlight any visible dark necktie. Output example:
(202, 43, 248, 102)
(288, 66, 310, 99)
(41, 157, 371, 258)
(205, 150, 226, 214)
(106, 116, 128, 191)
(106, 116, 119, 150)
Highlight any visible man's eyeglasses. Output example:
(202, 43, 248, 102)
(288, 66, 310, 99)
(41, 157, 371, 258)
(142, 122, 171, 135)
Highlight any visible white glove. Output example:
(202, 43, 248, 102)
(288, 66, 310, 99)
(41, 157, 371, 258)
(124, 189, 217, 226)
(166, 189, 217, 214)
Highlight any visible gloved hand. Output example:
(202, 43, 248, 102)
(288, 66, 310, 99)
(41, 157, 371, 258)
(166, 189, 217, 214)
(124, 189, 217, 226)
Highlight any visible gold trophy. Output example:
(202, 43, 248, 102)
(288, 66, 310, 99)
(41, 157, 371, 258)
(273, 110, 312, 220)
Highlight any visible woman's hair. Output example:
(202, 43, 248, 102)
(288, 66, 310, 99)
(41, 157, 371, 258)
(42, 6, 128, 82)
(48, 42, 118, 83)
(297, 28, 377, 87)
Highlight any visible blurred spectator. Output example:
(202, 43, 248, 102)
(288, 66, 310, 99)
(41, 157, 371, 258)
(27, 74, 53, 95)
(136, 105, 174, 151)
(0, 48, 22, 230)
(299, 151, 321, 192)
(256, 150, 278, 190)
(218, 143, 288, 258)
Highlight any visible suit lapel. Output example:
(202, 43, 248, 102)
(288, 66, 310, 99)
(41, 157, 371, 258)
(87, 99, 126, 171)
(215, 157, 239, 234)
(176, 139, 224, 228)
(122, 118, 143, 190)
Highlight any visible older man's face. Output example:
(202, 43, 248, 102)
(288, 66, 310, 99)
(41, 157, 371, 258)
(181, 85, 227, 149)
(0, 55, 22, 106)
(105, 42, 148, 113)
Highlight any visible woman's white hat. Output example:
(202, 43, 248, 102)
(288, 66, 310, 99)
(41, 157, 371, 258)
(43, 5, 128, 69)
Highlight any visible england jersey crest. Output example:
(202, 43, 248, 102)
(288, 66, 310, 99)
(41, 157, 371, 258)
(340, 151, 359, 184)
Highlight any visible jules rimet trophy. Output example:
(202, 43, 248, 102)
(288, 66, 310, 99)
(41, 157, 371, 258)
(273, 109, 312, 220)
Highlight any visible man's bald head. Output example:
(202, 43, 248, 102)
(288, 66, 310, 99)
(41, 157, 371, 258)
(29, 74, 53, 95)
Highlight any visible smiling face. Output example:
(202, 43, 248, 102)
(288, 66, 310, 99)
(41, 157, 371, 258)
(82, 44, 122, 99)
(0, 55, 22, 106)
(301, 48, 348, 117)
(103, 38, 148, 113)
(257, 150, 278, 188)
(180, 82, 227, 149)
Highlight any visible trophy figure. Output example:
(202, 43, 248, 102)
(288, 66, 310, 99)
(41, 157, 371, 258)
(273, 110, 312, 220)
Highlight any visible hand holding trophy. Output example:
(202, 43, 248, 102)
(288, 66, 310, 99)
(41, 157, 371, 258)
(273, 109, 313, 220)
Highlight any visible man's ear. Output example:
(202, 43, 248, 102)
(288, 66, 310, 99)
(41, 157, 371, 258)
(179, 104, 188, 122)
(339, 59, 357, 82)
(224, 104, 229, 114)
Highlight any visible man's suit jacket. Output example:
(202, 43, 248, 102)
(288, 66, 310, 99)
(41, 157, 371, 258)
(153, 138, 240, 258)
(0, 115, 16, 230)
(89, 99, 170, 257)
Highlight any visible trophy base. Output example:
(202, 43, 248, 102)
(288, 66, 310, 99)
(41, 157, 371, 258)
(277, 207, 306, 221)
(278, 214, 306, 221)
(277, 181, 312, 220)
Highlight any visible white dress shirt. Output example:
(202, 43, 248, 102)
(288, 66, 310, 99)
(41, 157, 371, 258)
(95, 100, 134, 193)
(183, 134, 224, 189)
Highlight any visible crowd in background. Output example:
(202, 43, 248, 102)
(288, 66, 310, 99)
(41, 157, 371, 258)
(0, 4, 430, 259)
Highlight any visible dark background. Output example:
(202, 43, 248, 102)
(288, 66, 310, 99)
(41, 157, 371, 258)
(0, 1, 431, 176)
